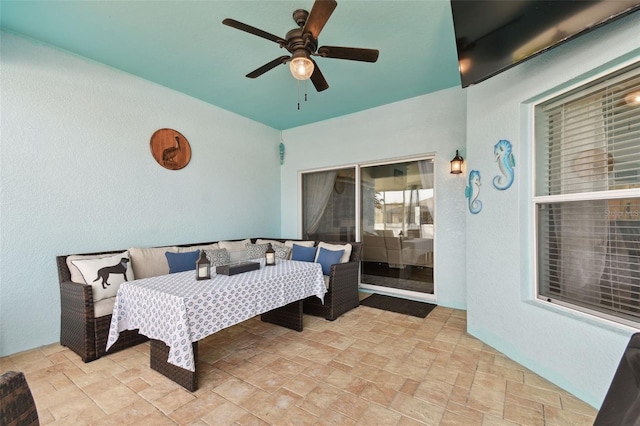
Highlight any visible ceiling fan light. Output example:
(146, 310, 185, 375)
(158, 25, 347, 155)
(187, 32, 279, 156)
(289, 56, 314, 80)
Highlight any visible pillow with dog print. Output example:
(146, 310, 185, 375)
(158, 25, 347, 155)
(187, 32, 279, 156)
(72, 251, 134, 302)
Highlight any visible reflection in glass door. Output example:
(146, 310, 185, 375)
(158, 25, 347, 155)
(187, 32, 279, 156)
(360, 159, 434, 295)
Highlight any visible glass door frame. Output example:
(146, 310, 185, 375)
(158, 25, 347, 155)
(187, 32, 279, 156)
(299, 154, 436, 304)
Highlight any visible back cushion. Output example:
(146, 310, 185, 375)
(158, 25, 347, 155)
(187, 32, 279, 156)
(129, 246, 179, 279)
(219, 239, 251, 262)
(71, 251, 134, 302)
(255, 239, 285, 247)
(178, 243, 219, 252)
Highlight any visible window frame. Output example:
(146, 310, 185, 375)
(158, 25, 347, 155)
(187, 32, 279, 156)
(532, 59, 640, 328)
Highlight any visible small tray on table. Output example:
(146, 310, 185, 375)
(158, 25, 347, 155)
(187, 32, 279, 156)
(216, 261, 260, 276)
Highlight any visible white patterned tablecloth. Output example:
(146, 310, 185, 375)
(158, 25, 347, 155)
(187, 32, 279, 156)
(106, 259, 325, 371)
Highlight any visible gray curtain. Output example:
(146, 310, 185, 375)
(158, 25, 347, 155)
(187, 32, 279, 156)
(303, 170, 337, 237)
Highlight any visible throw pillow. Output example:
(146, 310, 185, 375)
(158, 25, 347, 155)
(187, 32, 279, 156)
(67, 251, 125, 284)
(315, 242, 352, 264)
(165, 250, 200, 274)
(246, 243, 269, 259)
(291, 244, 317, 262)
(204, 248, 230, 266)
(316, 247, 345, 275)
(274, 245, 291, 260)
(71, 252, 135, 302)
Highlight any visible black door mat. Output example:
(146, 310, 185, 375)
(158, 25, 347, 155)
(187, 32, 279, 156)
(359, 294, 436, 318)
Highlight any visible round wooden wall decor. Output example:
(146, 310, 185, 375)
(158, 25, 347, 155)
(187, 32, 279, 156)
(150, 128, 192, 170)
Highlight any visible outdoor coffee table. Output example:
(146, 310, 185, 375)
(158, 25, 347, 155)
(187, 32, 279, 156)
(106, 259, 326, 390)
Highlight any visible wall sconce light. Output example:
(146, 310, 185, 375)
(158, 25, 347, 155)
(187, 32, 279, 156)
(450, 150, 464, 174)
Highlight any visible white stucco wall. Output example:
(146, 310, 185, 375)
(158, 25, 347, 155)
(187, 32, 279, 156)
(280, 88, 468, 309)
(464, 12, 640, 408)
(0, 32, 281, 356)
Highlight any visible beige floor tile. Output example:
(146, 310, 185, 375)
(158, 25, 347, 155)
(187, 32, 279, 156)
(200, 400, 247, 425)
(3, 306, 598, 425)
(391, 392, 446, 424)
(356, 403, 403, 425)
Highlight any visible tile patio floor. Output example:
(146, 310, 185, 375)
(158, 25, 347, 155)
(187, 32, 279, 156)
(0, 304, 598, 425)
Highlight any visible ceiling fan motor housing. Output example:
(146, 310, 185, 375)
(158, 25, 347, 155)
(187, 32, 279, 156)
(285, 27, 318, 55)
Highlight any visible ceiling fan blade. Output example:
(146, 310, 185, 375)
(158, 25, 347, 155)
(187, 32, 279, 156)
(310, 61, 329, 92)
(246, 56, 289, 78)
(303, 0, 337, 40)
(222, 18, 285, 45)
(317, 46, 379, 62)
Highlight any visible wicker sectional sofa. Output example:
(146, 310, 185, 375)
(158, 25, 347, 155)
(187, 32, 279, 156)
(56, 238, 362, 363)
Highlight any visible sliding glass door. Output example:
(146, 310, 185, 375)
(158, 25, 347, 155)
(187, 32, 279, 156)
(301, 157, 435, 299)
(360, 160, 434, 295)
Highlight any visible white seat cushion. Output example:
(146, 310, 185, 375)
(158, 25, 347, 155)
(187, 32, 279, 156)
(94, 297, 115, 318)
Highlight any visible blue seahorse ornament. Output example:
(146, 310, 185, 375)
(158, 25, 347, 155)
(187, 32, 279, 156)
(465, 170, 482, 214)
(279, 142, 285, 165)
(493, 139, 515, 190)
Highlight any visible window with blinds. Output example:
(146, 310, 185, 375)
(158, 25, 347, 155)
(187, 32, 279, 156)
(534, 61, 640, 326)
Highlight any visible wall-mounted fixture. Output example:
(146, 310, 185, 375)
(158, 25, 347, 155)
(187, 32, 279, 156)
(450, 150, 464, 174)
(279, 142, 285, 165)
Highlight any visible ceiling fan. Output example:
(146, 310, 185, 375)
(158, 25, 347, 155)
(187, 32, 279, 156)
(222, 0, 379, 92)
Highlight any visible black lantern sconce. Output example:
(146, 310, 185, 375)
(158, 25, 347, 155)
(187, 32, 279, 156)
(450, 150, 464, 174)
(196, 251, 211, 280)
(265, 243, 276, 266)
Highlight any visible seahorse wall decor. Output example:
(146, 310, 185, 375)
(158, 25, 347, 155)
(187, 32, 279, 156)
(493, 139, 515, 190)
(465, 170, 482, 214)
(279, 142, 285, 165)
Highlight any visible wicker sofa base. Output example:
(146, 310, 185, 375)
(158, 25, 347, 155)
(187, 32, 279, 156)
(58, 239, 362, 364)
(150, 300, 305, 390)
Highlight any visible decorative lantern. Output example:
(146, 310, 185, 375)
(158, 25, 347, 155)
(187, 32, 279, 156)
(196, 251, 210, 280)
(450, 150, 464, 174)
(265, 243, 276, 266)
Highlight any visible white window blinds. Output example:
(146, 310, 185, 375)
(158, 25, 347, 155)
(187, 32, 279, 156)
(536, 67, 640, 196)
(534, 62, 640, 326)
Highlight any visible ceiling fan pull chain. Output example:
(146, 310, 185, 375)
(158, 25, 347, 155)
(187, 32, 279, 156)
(297, 80, 301, 110)
(305, 80, 308, 102)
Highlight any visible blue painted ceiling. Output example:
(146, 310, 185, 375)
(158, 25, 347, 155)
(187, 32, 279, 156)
(0, 0, 462, 130)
